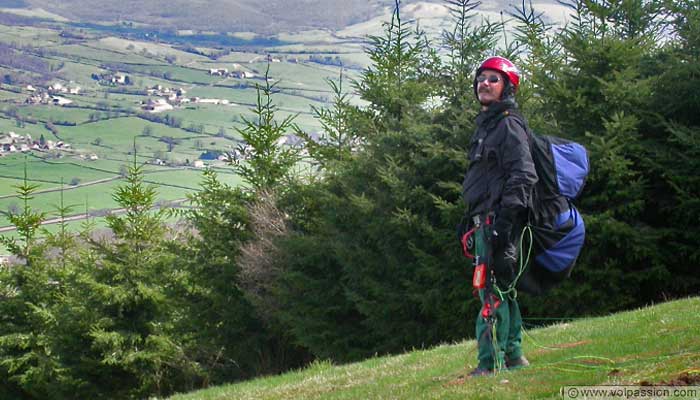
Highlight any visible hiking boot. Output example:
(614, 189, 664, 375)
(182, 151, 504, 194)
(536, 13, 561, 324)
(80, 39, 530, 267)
(505, 356, 530, 369)
(468, 367, 494, 377)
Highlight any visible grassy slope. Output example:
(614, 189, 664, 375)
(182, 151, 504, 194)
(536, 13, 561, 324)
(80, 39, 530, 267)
(169, 297, 700, 400)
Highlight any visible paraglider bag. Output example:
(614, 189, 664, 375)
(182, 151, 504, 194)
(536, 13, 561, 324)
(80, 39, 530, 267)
(529, 205, 585, 284)
(521, 122, 588, 288)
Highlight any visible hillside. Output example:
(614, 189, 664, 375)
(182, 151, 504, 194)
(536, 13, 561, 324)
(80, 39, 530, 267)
(1, 0, 569, 34)
(10, 0, 416, 33)
(169, 297, 700, 399)
(0, 4, 363, 235)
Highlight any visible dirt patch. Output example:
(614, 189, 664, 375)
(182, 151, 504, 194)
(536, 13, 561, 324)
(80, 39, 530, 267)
(531, 340, 593, 356)
(639, 370, 700, 386)
(445, 375, 468, 386)
(615, 350, 664, 363)
(578, 357, 612, 366)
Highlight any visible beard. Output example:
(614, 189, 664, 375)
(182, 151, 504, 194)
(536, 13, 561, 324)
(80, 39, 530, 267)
(478, 90, 498, 105)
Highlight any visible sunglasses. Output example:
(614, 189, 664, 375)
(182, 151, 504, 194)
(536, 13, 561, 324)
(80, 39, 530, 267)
(476, 74, 502, 83)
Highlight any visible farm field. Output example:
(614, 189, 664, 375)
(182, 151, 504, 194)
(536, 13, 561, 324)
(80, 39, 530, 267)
(0, 1, 380, 250)
(0, 152, 241, 228)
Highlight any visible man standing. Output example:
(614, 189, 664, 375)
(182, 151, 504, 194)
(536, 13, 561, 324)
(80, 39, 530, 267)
(460, 56, 538, 376)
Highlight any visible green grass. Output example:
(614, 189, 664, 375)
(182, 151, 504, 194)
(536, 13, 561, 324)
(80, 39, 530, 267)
(0, 25, 62, 46)
(142, 167, 239, 189)
(55, 116, 194, 149)
(94, 37, 211, 64)
(128, 64, 222, 85)
(0, 116, 50, 138)
(16, 105, 96, 124)
(0, 17, 364, 237)
(168, 297, 700, 400)
(53, 59, 105, 85)
(49, 44, 162, 65)
(0, 88, 27, 101)
(209, 52, 266, 63)
(0, 156, 116, 191)
(0, 168, 229, 226)
(0, 150, 240, 225)
(0, 177, 53, 194)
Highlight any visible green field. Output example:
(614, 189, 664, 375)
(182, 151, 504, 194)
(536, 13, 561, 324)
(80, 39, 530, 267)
(0, 156, 116, 189)
(0, 12, 376, 243)
(48, 43, 163, 65)
(52, 59, 105, 85)
(0, 160, 240, 227)
(16, 105, 96, 124)
(0, 116, 50, 137)
(94, 37, 211, 64)
(0, 25, 61, 46)
(128, 64, 223, 85)
(0, 88, 27, 101)
(169, 297, 700, 400)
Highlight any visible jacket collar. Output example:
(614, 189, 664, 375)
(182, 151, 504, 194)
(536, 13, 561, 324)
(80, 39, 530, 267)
(475, 98, 518, 128)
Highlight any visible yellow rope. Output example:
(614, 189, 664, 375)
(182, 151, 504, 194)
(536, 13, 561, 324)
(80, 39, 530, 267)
(496, 225, 533, 298)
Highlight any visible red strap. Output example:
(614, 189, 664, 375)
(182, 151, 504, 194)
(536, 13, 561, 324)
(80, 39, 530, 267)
(481, 295, 502, 318)
(460, 227, 477, 259)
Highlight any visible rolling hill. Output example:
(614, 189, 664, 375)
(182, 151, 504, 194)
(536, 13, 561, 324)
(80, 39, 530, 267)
(168, 297, 700, 399)
(8, 0, 419, 33)
(1, 0, 570, 34)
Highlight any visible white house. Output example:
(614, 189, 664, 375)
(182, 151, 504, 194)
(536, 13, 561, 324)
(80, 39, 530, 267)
(51, 96, 73, 106)
(142, 98, 174, 113)
(197, 98, 225, 105)
(112, 74, 127, 84)
(49, 82, 67, 93)
(208, 68, 228, 76)
(231, 70, 254, 79)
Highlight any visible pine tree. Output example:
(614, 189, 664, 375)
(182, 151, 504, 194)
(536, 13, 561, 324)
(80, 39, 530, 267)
(231, 64, 300, 192)
(58, 157, 199, 398)
(297, 71, 360, 170)
(171, 169, 260, 383)
(642, 0, 700, 295)
(0, 168, 79, 399)
(273, 1, 476, 361)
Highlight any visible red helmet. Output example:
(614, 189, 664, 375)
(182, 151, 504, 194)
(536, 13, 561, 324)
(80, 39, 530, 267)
(474, 56, 520, 99)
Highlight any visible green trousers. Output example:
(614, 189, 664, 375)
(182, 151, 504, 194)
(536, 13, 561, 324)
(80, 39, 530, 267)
(474, 225, 523, 370)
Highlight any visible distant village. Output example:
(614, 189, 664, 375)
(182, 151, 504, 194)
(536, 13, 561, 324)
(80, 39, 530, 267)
(140, 84, 235, 113)
(19, 55, 306, 115)
(5, 55, 323, 164)
(142, 62, 262, 113)
(0, 131, 72, 156)
(25, 82, 79, 106)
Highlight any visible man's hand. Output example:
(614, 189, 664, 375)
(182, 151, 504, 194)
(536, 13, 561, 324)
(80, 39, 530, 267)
(492, 208, 518, 250)
(493, 243, 517, 284)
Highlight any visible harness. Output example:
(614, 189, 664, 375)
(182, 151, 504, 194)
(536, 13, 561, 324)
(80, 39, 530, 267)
(461, 213, 534, 373)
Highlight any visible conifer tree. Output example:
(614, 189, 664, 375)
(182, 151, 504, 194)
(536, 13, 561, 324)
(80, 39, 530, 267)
(643, 0, 700, 295)
(273, 0, 476, 361)
(58, 157, 198, 398)
(171, 168, 263, 382)
(0, 169, 77, 399)
(297, 71, 360, 169)
(231, 64, 300, 192)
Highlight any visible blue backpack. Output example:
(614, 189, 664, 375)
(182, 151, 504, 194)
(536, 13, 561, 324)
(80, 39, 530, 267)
(508, 112, 589, 292)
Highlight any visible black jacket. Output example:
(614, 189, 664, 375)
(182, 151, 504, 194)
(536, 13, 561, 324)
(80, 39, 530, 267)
(462, 100, 538, 217)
